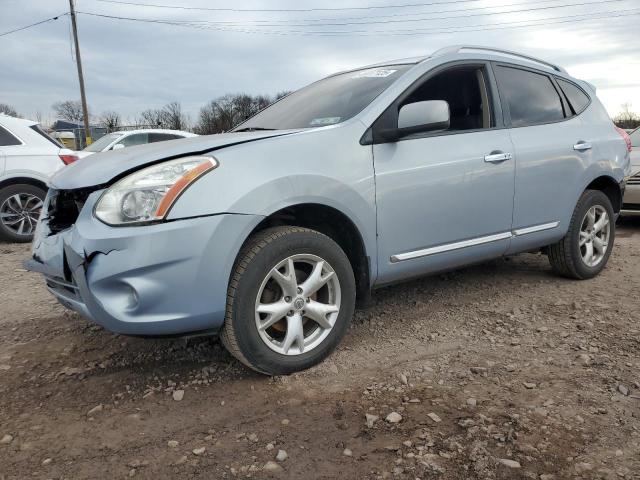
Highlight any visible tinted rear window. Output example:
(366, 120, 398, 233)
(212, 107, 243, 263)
(495, 66, 565, 127)
(0, 125, 21, 146)
(30, 124, 63, 148)
(557, 78, 590, 115)
(148, 133, 183, 142)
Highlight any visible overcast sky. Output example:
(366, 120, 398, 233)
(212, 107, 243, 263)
(1, 0, 639, 125)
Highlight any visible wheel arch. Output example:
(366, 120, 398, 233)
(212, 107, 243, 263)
(245, 203, 372, 304)
(0, 176, 48, 193)
(584, 175, 622, 214)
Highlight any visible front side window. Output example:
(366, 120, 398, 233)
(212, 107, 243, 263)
(235, 64, 413, 131)
(557, 78, 590, 115)
(495, 66, 565, 127)
(0, 125, 22, 146)
(401, 66, 493, 131)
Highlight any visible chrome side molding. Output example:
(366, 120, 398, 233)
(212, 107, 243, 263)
(512, 221, 559, 236)
(390, 221, 559, 263)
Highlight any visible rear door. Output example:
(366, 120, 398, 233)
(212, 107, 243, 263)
(493, 64, 587, 253)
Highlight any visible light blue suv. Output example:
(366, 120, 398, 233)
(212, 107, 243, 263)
(26, 46, 631, 375)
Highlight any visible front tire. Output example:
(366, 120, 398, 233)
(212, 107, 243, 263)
(0, 184, 46, 243)
(548, 190, 615, 279)
(221, 226, 356, 375)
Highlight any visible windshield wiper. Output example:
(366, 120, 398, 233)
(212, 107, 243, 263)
(234, 127, 277, 132)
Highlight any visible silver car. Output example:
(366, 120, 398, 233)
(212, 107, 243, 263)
(622, 127, 639, 211)
(26, 46, 630, 375)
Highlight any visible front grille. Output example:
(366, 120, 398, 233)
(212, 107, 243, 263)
(46, 188, 95, 234)
(628, 174, 640, 186)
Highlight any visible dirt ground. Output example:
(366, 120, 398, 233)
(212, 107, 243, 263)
(0, 218, 639, 480)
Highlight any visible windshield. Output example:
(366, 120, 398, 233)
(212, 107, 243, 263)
(630, 128, 640, 147)
(84, 132, 124, 152)
(235, 65, 413, 131)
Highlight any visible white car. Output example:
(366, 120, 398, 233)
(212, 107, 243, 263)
(77, 129, 197, 158)
(0, 114, 78, 242)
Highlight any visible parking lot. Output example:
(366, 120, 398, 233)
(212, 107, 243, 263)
(0, 217, 638, 479)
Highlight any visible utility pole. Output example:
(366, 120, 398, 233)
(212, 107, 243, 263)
(68, 0, 91, 146)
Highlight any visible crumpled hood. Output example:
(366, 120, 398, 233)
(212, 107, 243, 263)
(51, 130, 298, 190)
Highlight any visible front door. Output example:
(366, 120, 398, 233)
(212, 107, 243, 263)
(372, 63, 515, 284)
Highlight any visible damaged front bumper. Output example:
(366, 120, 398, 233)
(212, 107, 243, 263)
(26, 189, 263, 336)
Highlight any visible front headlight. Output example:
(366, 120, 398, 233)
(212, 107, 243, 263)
(95, 156, 218, 225)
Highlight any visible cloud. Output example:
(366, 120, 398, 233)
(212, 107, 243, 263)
(0, 0, 638, 120)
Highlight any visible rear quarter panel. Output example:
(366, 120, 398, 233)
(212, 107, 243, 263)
(574, 93, 629, 198)
(2, 146, 63, 185)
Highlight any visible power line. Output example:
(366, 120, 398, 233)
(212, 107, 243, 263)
(110, 0, 631, 28)
(89, 0, 546, 13)
(0, 13, 68, 38)
(76, 7, 640, 36)
(155, 0, 612, 24)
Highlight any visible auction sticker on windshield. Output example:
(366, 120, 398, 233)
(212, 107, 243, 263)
(351, 68, 398, 78)
(309, 117, 342, 126)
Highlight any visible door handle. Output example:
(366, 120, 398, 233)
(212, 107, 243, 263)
(573, 141, 592, 152)
(484, 152, 512, 163)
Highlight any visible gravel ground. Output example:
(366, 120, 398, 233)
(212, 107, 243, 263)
(0, 217, 639, 480)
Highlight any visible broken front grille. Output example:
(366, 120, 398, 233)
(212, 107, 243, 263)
(46, 188, 95, 234)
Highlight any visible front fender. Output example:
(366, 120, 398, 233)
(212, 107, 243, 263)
(167, 123, 377, 279)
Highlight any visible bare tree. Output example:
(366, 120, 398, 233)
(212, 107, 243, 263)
(137, 108, 164, 128)
(614, 103, 640, 129)
(194, 93, 283, 135)
(136, 102, 188, 130)
(98, 111, 121, 132)
(52, 100, 86, 123)
(195, 95, 235, 134)
(275, 91, 292, 100)
(0, 103, 18, 117)
(161, 102, 188, 130)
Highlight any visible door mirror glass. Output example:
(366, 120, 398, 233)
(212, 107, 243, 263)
(398, 100, 450, 136)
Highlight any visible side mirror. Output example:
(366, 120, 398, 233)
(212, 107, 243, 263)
(397, 100, 450, 137)
(112, 143, 125, 150)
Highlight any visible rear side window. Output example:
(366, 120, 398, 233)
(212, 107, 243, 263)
(556, 78, 590, 115)
(29, 124, 63, 148)
(0, 125, 22, 146)
(148, 133, 183, 142)
(495, 66, 565, 127)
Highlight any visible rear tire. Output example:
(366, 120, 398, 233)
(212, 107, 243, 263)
(221, 226, 356, 375)
(0, 184, 46, 243)
(548, 190, 615, 279)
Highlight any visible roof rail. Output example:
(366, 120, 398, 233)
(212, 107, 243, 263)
(430, 45, 566, 73)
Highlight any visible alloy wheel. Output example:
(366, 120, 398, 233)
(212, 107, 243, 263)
(579, 205, 610, 267)
(0, 193, 43, 237)
(254, 254, 341, 356)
